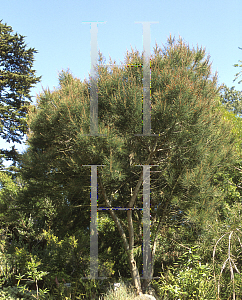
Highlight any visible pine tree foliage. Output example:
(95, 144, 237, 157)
(19, 36, 239, 289)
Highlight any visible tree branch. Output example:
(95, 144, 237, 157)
(97, 174, 130, 255)
(127, 136, 159, 209)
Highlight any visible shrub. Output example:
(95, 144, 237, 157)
(0, 285, 39, 299)
(152, 246, 215, 299)
(99, 279, 137, 300)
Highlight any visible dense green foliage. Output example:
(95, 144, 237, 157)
(0, 19, 41, 165)
(0, 30, 242, 299)
(219, 84, 242, 117)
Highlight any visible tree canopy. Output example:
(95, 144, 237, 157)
(219, 84, 242, 118)
(0, 19, 41, 166)
(16, 36, 240, 295)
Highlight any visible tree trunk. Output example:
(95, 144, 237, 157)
(127, 208, 143, 295)
(128, 252, 142, 295)
(97, 139, 159, 296)
(141, 205, 168, 294)
(98, 176, 143, 295)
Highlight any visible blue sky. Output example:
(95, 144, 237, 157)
(1, 0, 242, 164)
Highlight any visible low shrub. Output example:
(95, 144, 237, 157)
(151, 246, 216, 299)
(98, 279, 137, 300)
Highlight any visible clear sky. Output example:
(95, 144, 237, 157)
(1, 0, 242, 164)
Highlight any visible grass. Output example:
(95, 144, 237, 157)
(98, 280, 139, 300)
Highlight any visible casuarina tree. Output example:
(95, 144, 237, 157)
(19, 36, 238, 295)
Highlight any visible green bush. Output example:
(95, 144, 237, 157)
(0, 285, 40, 300)
(152, 246, 216, 299)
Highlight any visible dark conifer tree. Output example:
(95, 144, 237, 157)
(0, 19, 41, 167)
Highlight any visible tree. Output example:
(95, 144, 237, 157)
(0, 19, 41, 166)
(233, 46, 242, 84)
(19, 36, 238, 295)
(219, 84, 242, 118)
